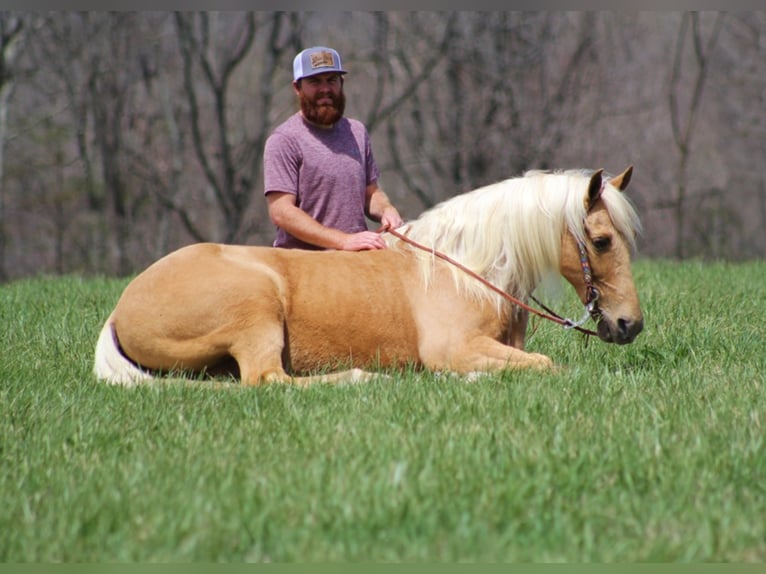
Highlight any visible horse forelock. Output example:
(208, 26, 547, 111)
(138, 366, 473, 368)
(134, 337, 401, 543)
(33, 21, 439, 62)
(393, 169, 641, 310)
(525, 168, 641, 246)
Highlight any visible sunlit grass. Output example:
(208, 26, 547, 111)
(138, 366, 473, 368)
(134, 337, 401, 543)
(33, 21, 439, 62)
(1, 260, 764, 561)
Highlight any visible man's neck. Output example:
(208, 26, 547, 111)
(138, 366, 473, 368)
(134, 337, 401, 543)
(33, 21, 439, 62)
(300, 111, 337, 130)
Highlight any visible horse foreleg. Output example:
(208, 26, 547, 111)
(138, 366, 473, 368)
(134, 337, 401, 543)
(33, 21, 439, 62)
(442, 335, 553, 374)
(507, 309, 529, 350)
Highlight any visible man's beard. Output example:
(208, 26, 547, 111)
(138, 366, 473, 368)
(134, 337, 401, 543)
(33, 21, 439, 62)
(300, 90, 346, 126)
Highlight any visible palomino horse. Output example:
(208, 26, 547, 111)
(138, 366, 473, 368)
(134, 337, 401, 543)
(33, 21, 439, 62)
(94, 167, 643, 387)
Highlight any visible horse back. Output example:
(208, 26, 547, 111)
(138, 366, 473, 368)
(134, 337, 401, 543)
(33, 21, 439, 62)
(111, 243, 427, 373)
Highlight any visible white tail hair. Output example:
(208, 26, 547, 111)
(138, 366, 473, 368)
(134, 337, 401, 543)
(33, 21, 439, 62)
(93, 314, 153, 387)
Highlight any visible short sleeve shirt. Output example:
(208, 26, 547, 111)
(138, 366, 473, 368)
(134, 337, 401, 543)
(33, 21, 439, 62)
(264, 113, 380, 249)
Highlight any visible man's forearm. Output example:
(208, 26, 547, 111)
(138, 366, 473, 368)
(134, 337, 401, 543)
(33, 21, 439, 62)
(367, 189, 394, 221)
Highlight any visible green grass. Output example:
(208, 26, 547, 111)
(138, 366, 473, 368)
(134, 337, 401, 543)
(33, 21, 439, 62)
(1, 260, 765, 561)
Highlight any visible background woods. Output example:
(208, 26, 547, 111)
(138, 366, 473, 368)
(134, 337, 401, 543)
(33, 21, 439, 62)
(0, 11, 764, 281)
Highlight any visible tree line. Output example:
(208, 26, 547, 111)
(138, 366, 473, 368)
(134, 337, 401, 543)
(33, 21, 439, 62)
(0, 11, 763, 281)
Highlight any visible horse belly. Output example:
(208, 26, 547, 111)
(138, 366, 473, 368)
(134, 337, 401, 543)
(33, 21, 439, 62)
(286, 321, 419, 373)
(282, 253, 422, 373)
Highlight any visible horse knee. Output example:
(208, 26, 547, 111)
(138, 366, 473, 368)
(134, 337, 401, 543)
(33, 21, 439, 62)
(229, 328, 288, 386)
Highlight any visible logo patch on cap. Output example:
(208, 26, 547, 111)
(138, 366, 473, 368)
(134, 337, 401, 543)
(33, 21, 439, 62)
(310, 50, 335, 70)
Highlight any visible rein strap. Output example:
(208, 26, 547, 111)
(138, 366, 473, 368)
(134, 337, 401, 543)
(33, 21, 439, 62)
(384, 228, 599, 337)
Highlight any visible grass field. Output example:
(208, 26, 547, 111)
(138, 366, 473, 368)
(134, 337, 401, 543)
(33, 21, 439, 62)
(1, 259, 764, 561)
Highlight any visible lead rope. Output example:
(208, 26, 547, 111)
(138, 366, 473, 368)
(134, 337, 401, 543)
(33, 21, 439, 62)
(383, 227, 599, 338)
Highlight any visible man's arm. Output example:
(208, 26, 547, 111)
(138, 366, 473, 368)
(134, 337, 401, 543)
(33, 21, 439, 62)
(365, 183, 404, 231)
(266, 191, 388, 251)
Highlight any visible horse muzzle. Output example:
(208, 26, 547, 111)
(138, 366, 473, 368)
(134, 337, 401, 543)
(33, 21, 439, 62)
(597, 315, 643, 345)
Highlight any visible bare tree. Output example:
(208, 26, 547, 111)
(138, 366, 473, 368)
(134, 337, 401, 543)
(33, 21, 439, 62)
(0, 13, 26, 281)
(376, 12, 603, 212)
(2, 11, 766, 280)
(172, 12, 291, 244)
(704, 12, 766, 259)
(26, 13, 167, 275)
(668, 11, 724, 259)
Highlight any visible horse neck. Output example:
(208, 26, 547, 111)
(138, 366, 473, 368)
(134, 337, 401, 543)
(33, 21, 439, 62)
(403, 178, 567, 300)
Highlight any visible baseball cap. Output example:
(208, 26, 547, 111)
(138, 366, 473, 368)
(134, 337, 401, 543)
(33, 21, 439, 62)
(293, 46, 347, 81)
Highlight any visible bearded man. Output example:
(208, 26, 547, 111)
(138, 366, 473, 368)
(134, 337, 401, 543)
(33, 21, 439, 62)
(263, 46, 403, 251)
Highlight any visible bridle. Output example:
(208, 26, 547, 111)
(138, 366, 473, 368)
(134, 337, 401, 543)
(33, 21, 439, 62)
(530, 239, 601, 335)
(383, 227, 600, 338)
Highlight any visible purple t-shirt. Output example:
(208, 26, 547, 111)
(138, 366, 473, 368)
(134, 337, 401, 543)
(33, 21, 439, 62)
(263, 113, 380, 249)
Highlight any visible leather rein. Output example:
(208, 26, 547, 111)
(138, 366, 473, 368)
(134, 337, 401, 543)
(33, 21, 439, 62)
(383, 227, 600, 338)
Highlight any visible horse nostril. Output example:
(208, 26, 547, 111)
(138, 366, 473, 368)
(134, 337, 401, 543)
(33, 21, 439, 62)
(617, 317, 643, 342)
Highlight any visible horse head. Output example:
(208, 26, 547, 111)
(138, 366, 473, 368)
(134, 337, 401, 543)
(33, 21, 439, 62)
(560, 166, 643, 345)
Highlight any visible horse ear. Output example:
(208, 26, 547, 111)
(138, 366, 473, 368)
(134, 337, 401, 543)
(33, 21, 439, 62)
(610, 165, 634, 192)
(586, 168, 605, 211)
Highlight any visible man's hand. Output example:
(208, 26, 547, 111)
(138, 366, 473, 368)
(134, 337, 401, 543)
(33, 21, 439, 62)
(378, 207, 404, 232)
(340, 230, 388, 251)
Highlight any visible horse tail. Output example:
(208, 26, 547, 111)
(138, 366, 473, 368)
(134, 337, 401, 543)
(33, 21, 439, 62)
(93, 313, 154, 387)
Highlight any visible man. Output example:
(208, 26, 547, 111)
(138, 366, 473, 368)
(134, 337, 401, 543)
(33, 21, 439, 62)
(263, 46, 404, 251)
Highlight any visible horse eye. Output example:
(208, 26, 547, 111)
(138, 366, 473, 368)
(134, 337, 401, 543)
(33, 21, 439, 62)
(592, 237, 612, 253)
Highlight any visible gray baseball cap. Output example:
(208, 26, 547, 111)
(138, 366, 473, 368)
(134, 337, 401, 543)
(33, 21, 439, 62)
(293, 46, 348, 81)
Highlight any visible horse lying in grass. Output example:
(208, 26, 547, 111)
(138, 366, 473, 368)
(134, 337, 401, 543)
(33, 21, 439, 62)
(94, 167, 643, 387)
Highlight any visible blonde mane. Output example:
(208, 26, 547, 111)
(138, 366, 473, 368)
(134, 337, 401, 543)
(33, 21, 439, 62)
(388, 169, 642, 310)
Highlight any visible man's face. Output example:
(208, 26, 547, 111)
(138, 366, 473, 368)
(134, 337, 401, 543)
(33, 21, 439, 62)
(295, 72, 346, 126)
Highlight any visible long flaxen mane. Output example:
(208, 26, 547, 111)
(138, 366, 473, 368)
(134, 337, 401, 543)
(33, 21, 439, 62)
(387, 169, 642, 310)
